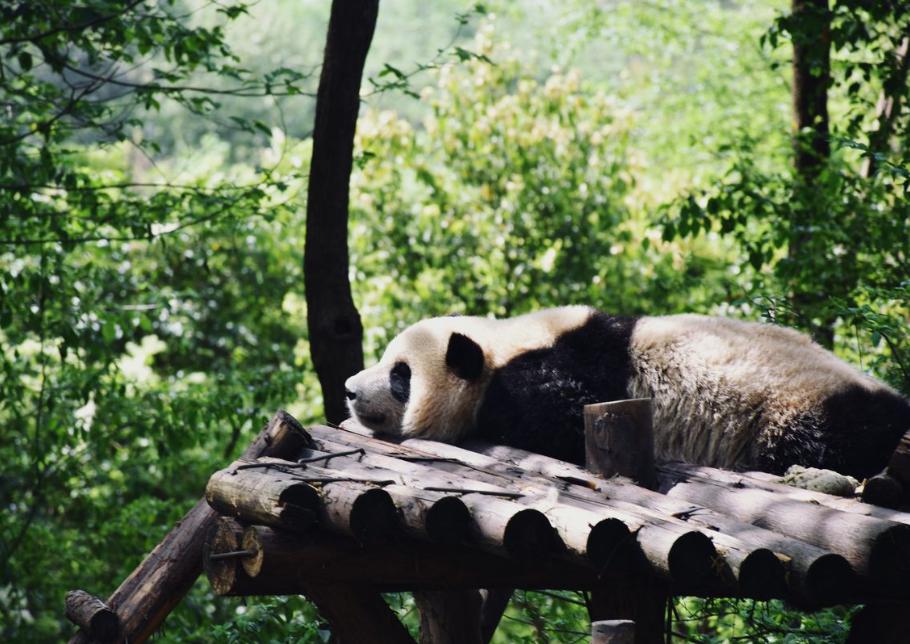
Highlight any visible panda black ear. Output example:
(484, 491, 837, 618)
(445, 333, 484, 381)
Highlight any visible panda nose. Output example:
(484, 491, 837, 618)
(345, 388, 357, 401)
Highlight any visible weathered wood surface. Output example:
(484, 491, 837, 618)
(322, 424, 850, 604)
(309, 427, 751, 592)
(584, 398, 656, 489)
(659, 462, 910, 523)
(65, 590, 119, 643)
(67, 410, 311, 644)
(662, 478, 910, 591)
(455, 435, 858, 605)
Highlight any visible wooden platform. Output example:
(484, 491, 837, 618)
(67, 409, 910, 644)
(204, 419, 910, 607)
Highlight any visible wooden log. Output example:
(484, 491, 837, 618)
(862, 473, 904, 509)
(328, 425, 787, 595)
(584, 399, 656, 489)
(206, 462, 400, 542)
(68, 410, 312, 644)
(847, 602, 910, 644)
(313, 427, 724, 590)
(887, 430, 910, 491)
(414, 590, 482, 644)
(592, 620, 636, 644)
(663, 477, 910, 590)
(305, 584, 415, 644)
(454, 436, 855, 605)
(205, 468, 320, 533)
(304, 437, 630, 565)
(203, 517, 259, 597)
(225, 525, 601, 592)
(659, 461, 910, 524)
(585, 399, 665, 644)
(328, 423, 802, 600)
(479, 589, 512, 644)
(65, 591, 119, 643)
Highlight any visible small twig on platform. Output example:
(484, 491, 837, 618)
(421, 487, 523, 499)
(208, 549, 256, 561)
(292, 476, 397, 485)
(297, 448, 366, 464)
(394, 455, 464, 464)
(230, 449, 366, 475)
(672, 508, 708, 521)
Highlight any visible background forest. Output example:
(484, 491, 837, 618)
(2, 0, 909, 641)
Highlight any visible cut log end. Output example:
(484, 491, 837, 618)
(862, 474, 904, 509)
(278, 484, 321, 530)
(667, 531, 716, 587)
(737, 549, 787, 600)
(65, 590, 119, 643)
(869, 524, 910, 592)
(349, 487, 399, 542)
(204, 518, 246, 596)
(805, 554, 856, 607)
(586, 518, 639, 574)
(425, 496, 472, 545)
(502, 508, 561, 560)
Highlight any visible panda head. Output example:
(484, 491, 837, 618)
(344, 317, 489, 441)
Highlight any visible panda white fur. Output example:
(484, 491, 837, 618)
(344, 306, 910, 477)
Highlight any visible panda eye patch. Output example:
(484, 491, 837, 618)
(389, 361, 411, 403)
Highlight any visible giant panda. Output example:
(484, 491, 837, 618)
(344, 306, 910, 477)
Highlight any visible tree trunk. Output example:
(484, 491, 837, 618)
(790, 0, 833, 347)
(304, 0, 378, 423)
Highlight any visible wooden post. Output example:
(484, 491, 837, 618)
(887, 429, 910, 497)
(847, 602, 910, 644)
(479, 588, 512, 644)
(585, 399, 657, 489)
(414, 590, 482, 644)
(584, 398, 666, 644)
(67, 410, 312, 644)
(592, 620, 636, 644)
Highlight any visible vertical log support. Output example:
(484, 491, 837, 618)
(414, 590, 483, 644)
(584, 399, 664, 644)
(479, 588, 513, 644)
(585, 399, 657, 489)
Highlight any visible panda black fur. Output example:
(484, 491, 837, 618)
(344, 306, 910, 477)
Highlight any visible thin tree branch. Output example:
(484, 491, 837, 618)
(0, 0, 145, 46)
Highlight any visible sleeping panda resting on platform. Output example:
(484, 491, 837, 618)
(344, 306, 910, 478)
